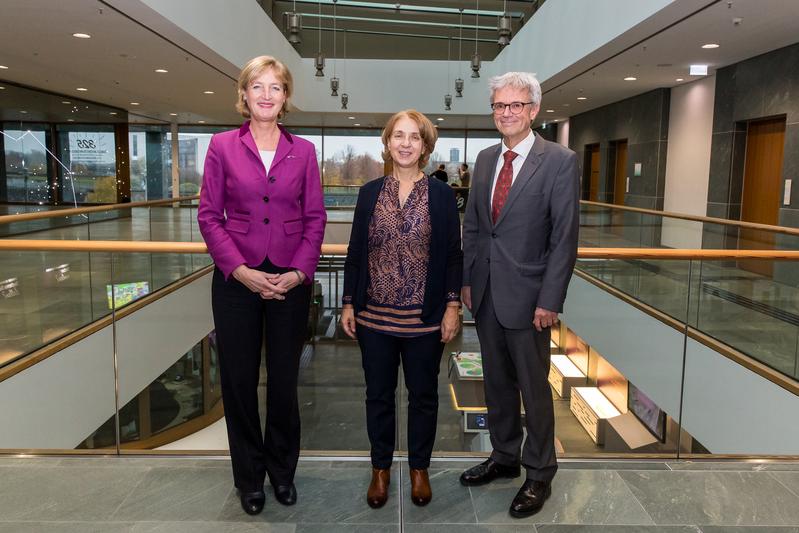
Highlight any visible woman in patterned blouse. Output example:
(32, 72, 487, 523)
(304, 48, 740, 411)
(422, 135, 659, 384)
(341, 110, 463, 510)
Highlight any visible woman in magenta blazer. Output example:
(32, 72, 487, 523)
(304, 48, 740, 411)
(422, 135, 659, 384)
(198, 55, 326, 516)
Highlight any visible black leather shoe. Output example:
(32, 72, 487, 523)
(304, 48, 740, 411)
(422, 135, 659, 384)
(239, 490, 265, 515)
(273, 483, 297, 506)
(509, 479, 551, 518)
(460, 458, 520, 486)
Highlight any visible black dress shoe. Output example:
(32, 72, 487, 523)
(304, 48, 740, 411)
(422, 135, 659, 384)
(239, 490, 266, 515)
(509, 479, 551, 518)
(460, 458, 520, 486)
(273, 483, 297, 506)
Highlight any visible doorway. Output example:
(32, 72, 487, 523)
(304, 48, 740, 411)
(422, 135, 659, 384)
(583, 143, 600, 201)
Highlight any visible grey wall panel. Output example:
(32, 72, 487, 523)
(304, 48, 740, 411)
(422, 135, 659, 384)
(562, 274, 685, 419)
(681, 337, 799, 454)
(116, 272, 214, 407)
(0, 327, 115, 449)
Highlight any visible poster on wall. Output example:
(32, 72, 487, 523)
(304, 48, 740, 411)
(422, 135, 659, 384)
(68, 132, 114, 165)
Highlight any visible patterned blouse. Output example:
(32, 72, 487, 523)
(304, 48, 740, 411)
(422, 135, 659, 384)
(355, 176, 440, 337)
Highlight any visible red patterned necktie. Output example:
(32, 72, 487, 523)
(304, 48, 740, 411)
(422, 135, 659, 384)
(491, 150, 517, 224)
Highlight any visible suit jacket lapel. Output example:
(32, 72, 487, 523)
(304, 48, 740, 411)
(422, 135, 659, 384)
(483, 144, 502, 227)
(494, 133, 545, 227)
(238, 122, 295, 176)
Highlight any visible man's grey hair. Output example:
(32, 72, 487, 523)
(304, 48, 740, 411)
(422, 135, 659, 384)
(488, 72, 542, 107)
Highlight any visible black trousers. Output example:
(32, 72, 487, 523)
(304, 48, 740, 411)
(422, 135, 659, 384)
(475, 280, 557, 481)
(357, 327, 444, 470)
(211, 258, 311, 492)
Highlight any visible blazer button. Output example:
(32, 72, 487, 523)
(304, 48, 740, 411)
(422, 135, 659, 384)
(491, 232, 497, 238)
(486, 258, 490, 263)
(269, 176, 276, 183)
(263, 196, 269, 203)
(263, 218, 270, 225)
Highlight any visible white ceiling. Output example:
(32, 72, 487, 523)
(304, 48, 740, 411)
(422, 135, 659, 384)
(0, 0, 798, 130)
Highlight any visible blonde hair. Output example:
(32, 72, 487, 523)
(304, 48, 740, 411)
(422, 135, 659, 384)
(236, 56, 293, 119)
(381, 109, 438, 170)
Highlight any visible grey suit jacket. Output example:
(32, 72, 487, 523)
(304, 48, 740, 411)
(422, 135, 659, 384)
(462, 133, 580, 329)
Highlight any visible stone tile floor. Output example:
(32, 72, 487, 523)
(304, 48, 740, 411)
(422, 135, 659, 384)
(1, 457, 798, 532)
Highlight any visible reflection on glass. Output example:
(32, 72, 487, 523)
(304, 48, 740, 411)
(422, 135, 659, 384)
(2, 125, 51, 204)
(129, 125, 170, 202)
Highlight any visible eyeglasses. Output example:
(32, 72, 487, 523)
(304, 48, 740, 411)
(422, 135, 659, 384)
(490, 101, 534, 115)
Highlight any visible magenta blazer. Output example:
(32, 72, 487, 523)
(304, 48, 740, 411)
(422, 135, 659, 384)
(198, 122, 326, 281)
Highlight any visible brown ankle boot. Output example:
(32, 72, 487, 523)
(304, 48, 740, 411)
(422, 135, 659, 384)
(410, 468, 432, 506)
(367, 467, 390, 508)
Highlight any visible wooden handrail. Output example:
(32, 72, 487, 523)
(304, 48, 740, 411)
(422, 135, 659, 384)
(1, 240, 798, 260)
(0, 195, 200, 225)
(582, 200, 799, 238)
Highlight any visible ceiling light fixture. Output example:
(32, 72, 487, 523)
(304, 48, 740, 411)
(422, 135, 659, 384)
(546, 109, 554, 112)
(61, 101, 71, 104)
(109, 112, 118, 115)
(455, 9, 464, 97)
(315, 0, 325, 76)
(497, 0, 512, 47)
(577, 96, 587, 100)
(198, 120, 206, 123)
(155, 68, 168, 73)
(20, 110, 27, 114)
(437, 117, 444, 121)
(701, 43, 720, 49)
(0, 65, 8, 69)
(203, 90, 214, 94)
(471, 0, 481, 78)
(76, 87, 88, 91)
(169, 113, 178, 116)
(130, 102, 140, 105)
(72, 33, 91, 38)
(348, 116, 355, 119)
(285, 0, 303, 46)
(675, 78, 684, 82)
(0, 86, 5, 90)
(330, 0, 339, 95)
(353, 123, 360, 126)
(624, 76, 637, 81)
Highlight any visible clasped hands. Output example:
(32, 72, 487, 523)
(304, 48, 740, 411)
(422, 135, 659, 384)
(232, 264, 305, 299)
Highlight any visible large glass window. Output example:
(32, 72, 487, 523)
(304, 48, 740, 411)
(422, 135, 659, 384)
(129, 125, 170, 202)
(424, 129, 466, 185)
(2, 123, 51, 204)
(176, 127, 227, 197)
(57, 124, 117, 204)
(465, 130, 501, 171)
(322, 128, 383, 186)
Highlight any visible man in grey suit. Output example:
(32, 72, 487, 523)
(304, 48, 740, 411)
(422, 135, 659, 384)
(459, 72, 579, 518)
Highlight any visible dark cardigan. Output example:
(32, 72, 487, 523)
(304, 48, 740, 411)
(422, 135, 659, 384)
(343, 176, 463, 325)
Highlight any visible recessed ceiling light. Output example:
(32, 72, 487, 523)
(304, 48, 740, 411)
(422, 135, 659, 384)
(546, 109, 554, 113)
(0, 65, 8, 69)
(0, 86, 5, 90)
(61, 100, 71, 104)
(354, 123, 361, 126)
(701, 43, 720, 49)
(347, 116, 355, 120)
(130, 102, 140, 105)
(109, 112, 118, 115)
(198, 120, 206, 124)
(437, 117, 444, 121)
(577, 96, 587, 100)
(169, 113, 178, 116)
(20, 110, 27, 114)
(624, 77, 637, 81)
(675, 78, 684, 82)
(72, 33, 91, 39)
(690, 64, 708, 76)
(67, 119, 74, 122)
(203, 90, 214, 94)
(562, 103, 570, 107)
(76, 87, 88, 91)
(155, 68, 168, 73)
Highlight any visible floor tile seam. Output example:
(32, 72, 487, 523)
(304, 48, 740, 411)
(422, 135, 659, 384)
(106, 467, 154, 520)
(612, 469, 658, 526)
(767, 471, 799, 500)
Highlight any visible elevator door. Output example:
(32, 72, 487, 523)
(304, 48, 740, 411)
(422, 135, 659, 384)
(585, 144, 600, 202)
(613, 140, 628, 206)
(739, 117, 785, 277)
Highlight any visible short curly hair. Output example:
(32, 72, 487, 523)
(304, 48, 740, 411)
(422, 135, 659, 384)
(236, 55, 293, 119)
(380, 109, 438, 171)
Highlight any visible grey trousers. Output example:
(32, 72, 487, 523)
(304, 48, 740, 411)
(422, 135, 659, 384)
(475, 281, 558, 481)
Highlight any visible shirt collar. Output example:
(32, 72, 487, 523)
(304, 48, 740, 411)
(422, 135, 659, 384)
(500, 129, 536, 161)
